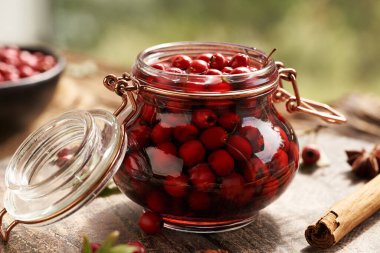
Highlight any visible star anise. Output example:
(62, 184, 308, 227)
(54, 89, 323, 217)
(346, 145, 380, 179)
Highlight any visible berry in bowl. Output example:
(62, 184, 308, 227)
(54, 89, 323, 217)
(0, 45, 65, 130)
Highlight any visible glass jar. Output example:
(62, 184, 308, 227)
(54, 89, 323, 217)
(107, 42, 345, 232)
(1, 42, 346, 240)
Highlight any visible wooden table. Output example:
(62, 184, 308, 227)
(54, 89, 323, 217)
(1, 53, 379, 252)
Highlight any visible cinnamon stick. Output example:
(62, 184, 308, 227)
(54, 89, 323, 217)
(305, 173, 380, 248)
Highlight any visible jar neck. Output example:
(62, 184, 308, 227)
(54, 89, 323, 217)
(132, 42, 279, 97)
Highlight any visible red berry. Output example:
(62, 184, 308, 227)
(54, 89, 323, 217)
(205, 69, 222, 75)
(164, 174, 189, 197)
(166, 67, 184, 74)
(129, 125, 151, 148)
(236, 186, 255, 206)
(151, 124, 172, 144)
(221, 66, 233, 74)
(197, 53, 212, 63)
(220, 173, 245, 200)
(138, 211, 163, 235)
(183, 82, 207, 93)
(179, 140, 206, 167)
(140, 104, 157, 125)
(200, 126, 227, 150)
(243, 157, 270, 182)
(261, 177, 280, 199)
(218, 112, 241, 132)
(270, 149, 289, 175)
(171, 55, 192, 70)
(151, 63, 165, 70)
(227, 135, 252, 161)
(239, 126, 264, 153)
(192, 109, 217, 129)
(208, 149, 234, 176)
(189, 59, 208, 74)
(207, 82, 232, 92)
(173, 124, 199, 143)
(188, 191, 211, 211)
(301, 144, 320, 166)
(90, 242, 101, 253)
(209, 53, 227, 70)
(146, 191, 168, 212)
(19, 65, 35, 78)
(189, 163, 216, 191)
(229, 53, 249, 68)
(126, 241, 146, 253)
(157, 142, 177, 156)
(230, 67, 250, 74)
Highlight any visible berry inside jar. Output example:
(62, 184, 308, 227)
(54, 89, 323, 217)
(113, 42, 299, 232)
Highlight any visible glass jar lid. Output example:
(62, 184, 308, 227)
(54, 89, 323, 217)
(3, 109, 127, 225)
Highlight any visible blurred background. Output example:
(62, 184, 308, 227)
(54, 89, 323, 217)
(1, 0, 379, 101)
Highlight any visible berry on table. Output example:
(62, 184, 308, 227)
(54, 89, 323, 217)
(138, 211, 163, 235)
(301, 144, 321, 166)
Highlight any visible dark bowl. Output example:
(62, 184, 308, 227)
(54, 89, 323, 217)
(0, 46, 65, 132)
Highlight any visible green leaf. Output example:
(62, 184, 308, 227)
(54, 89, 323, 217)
(97, 231, 120, 253)
(109, 245, 139, 253)
(82, 236, 92, 253)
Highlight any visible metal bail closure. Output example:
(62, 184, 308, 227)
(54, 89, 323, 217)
(274, 61, 347, 124)
(1, 108, 128, 242)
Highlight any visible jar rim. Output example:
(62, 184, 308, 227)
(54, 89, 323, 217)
(133, 41, 279, 97)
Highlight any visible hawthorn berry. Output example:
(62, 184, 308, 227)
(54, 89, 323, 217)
(301, 144, 320, 166)
(189, 59, 208, 74)
(164, 174, 189, 197)
(227, 135, 253, 161)
(173, 124, 199, 143)
(200, 126, 227, 150)
(189, 163, 216, 191)
(229, 53, 249, 68)
(192, 109, 217, 129)
(188, 191, 211, 211)
(171, 54, 192, 70)
(220, 173, 245, 200)
(179, 140, 206, 167)
(208, 149, 234, 176)
(138, 211, 163, 235)
(209, 53, 227, 70)
(151, 124, 172, 144)
(218, 112, 241, 132)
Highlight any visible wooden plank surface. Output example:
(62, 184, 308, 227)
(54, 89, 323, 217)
(1, 52, 380, 252)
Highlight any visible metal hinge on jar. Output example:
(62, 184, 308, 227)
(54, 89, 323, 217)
(274, 61, 346, 124)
